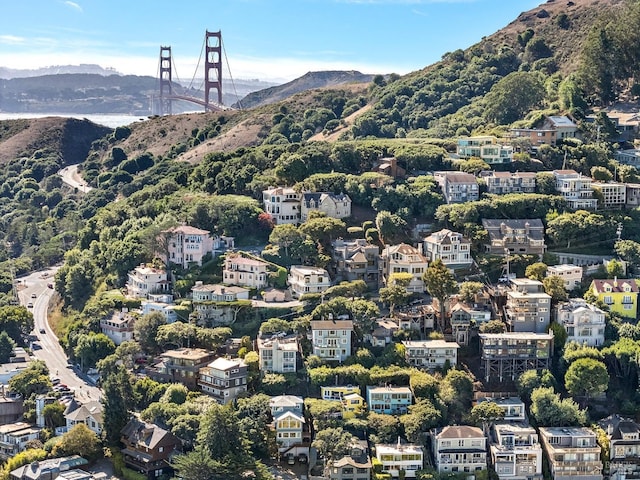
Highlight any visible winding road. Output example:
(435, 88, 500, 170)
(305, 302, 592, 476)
(59, 165, 92, 193)
(17, 268, 101, 402)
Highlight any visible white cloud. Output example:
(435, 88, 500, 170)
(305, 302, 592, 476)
(0, 35, 26, 45)
(64, 1, 83, 12)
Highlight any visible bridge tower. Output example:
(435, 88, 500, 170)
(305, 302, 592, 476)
(204, 30, 223, 109)
(159, 46, 173, 115)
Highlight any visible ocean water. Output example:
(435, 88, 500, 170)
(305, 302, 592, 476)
(0, 112, 145, 128)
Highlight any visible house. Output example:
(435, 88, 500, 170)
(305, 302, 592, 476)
(590, 278, 640, 319)
(9, 456, 91, 480)
(198, 357, 248, 404)
(300, 192, 352, 221)
(508, 127, 557, 146)
(367, 319, 399, 347)
(432, 425, 487, 474)
(0, 360, 31, 385)
(456, 136, 514, 164)
(402, 340, 459, 370)
(141, 295, 177, 323)
(120, 417, 180, 480)
(0, 393, 24, 425)
(321, 385, 361, 402)
(483, 171, 537, 195)
(546, 264, 583, 291)
(262, 288, 287, 303)
(598, 414, 640, 480)
(479, 397, 527, 422)
(375, 441, 423, 478)
(262, 186, 302, 225)
(223, 254, 270, 289)
(423, 229, 473, 269)
(556, 298, 606, 347)
(615, 149, 640, 168)
(435, 172, 479, 204)
(372, 156, 406, 178)
(482, 219, 546, 256)
(191, 282, 250, 326)
(450, 302, 492, 345)
(161, 225, 214, 268)
(0, 422, 42, 460)
(288, 265, 331, 299)
(147, 348, 216, 390)
(63, 399, 103, 435)
(396, 305, 436, 334)
(329, 439, 372, 480)
(543, 115, 579, 141)
(126, 264, 170, 299)
(553, 170, 598, 210)
(341, 392, 365, 418)
(504, 278, 551, 333)
(366, 386, 412, 415)
(538, 427, 603, 480)
(100, 309, 135, 346)
(257, 334, 300, 373)
(380, 243, 429, 293)
(310, 318, 354, 362)
(627, 183, 640, 208)
(332, 238, 380, 288)
(269, 395, 307, 452)
(490, 422, 543, 480)
(479, 332, 553, 383)
(592, 182, 627, 209)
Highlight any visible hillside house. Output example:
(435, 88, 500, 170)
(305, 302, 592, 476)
(161, 225, 214, 268)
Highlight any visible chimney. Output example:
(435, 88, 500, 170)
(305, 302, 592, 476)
(614, 276, 618, 288)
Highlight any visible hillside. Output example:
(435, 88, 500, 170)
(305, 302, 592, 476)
(234, 70, 375, 109)
(0, 117, 111, 165)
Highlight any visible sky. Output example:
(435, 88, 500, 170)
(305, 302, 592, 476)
(0, 0, 543, 83)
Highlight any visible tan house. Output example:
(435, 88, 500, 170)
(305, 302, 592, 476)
(198, 357, 248, 404)
(147, 348, 216, 389)
(482, 219, 546, 256)
(161, 225, 214, 268)
(311, 318, 354, 362)
(483, 171, 536, 195)
(223, 254, 270, 289)
(300, 192, 352, 221)
(262, 186, 302, 225)
(380, 243, 429, 293)
(538, 427, 602, 480)
(257, 334, 299, 373)
(432, 425, 487, 474)
(423, 229, 472, 269)
(288, 265, 331, 299)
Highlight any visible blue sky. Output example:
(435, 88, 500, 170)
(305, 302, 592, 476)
(0, 0, 542, 82)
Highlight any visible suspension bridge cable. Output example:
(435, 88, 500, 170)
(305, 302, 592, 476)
(222, 35, 241, 109)
(170, 55, 185, 96)
(187, 34, 206, 93)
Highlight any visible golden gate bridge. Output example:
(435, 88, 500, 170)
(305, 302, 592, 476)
(156, 30, 239, 115)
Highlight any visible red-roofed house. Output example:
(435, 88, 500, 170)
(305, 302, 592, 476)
(590, 278, 640, 319)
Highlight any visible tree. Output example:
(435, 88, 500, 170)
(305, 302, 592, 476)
(479, 319, 506, 334)
(400, 398, 443, 442)
(268, 224, 305, 258)
(423, 259, 458, 331)
(134, 311, 166, 354)
(0, 305, 34, 343)
(379, 284, 411, 316)
(565, 358, 609, 405)
(607, 259, 625, 278)
(469, 401, 505, 429)
(42, 402, 65, 428)
(615, 240, 640, 270)
(543, 275, 568, 302)
(484, 71, 545, 124)
(0, 331, 16, 363)
(299, 216, 346, 247)
(312, 427, 353, 473)
(517, 369, 556, 403)
(9, 360, 51, 397)
(235, 394, 276, 459)
(74, 332, 116, 370)
(458, 281, 484, 304)
(530, 387, 587, 426)
(101, 366, 135, 445)
(51, 424, 101, 461)
(525, 262, 548, 282)
(160, 384, 189, 405)
(375, 211, 407, 245)
(172, 447, 228, 480)
(440, 369, 474, 423)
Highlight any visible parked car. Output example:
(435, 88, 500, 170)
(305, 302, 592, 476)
(51, 377, 60, 385)
(27, 303, 33, 308)
(298, 454, 308, 464)
(31, 293, 37, 298)
(286, 453, 295, 465)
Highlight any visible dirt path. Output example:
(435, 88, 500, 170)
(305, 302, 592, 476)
(308, 104, 372, 143)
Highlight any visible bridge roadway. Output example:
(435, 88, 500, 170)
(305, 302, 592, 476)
(165, 94, 231, 112)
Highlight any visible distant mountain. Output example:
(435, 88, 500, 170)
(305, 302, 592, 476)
(0, 64, 121, 79)
(234, 70, 376, 109)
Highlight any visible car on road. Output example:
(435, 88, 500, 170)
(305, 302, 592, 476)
(31, 293, 37, 298)
(51, 377, 60, 385)
(39, 328, 46, 334)
(47, 283, 54, 289)
(27, 303, 33, 308)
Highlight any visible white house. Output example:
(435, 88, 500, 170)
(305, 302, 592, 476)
(432, 425, 487, 474)
(262, 186, 302, 225)
(100, 309, 135, 346)
(491, 422, 543, 480)
(223, 254, 270, 289)
(553, 170, 598, 210)
(310, 318, 354, 362)
(556, 298, 606, 347)
(198, 357, 248, 404)
(375, 441, 423, 478)
(0, 422, 42, 460)
(288, 265, 330, 298)
(546, 264, 583, 291)
(402, 340, 459, 370)
(126, 264, 170, 298)
(257, 334, 299, 373)
(161, 225, 214, 268)
(423, 229, 472, 269)
(380, 244, 429, 293)
(141, 297, 177, 323)
(63, 399, 103, 435)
